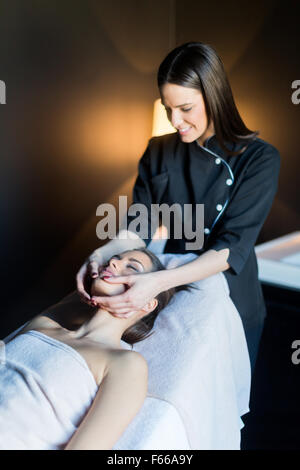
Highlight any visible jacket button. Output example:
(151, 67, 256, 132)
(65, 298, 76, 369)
(226, 179, 233, 186)
(216, 204, 223, 211)
(204, 228, 210, 234)
(215, 158, 221, 165)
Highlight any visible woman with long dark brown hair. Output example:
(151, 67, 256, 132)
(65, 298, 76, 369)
(77, 42, 280, 373)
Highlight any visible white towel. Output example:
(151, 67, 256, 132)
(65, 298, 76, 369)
(0, 330, 98, 450)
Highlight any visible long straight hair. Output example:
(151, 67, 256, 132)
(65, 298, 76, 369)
(157, 42, 259, 156)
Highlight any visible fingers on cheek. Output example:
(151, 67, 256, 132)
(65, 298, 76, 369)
(126, 295, 133, 304)
(123, 311, 137, 318)
(105, 308, 117, 314)
(108, 313, 127, 319)
(104, 306, 125, 314)
(121, 308, 138, 316)
(108, 308, 132, 317)
(109, 309, 131, 316)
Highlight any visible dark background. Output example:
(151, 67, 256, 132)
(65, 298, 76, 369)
(0, 0, 300, 449)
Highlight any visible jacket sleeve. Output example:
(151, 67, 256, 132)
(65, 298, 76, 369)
(125, 139, 156, 246)
(207, 144, 281, 275)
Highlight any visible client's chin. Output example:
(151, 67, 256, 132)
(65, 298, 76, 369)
(90, 277, 126, 297)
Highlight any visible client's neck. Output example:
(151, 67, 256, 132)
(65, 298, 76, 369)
(71, 307, 134, 348)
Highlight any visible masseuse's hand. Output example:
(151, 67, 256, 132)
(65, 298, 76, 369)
(90, 271, 163, 317)
(76, 251, 104, 304)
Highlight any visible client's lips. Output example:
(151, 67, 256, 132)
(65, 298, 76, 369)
(100, 269, 115, 278)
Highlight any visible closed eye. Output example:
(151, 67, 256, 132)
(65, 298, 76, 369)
(164, 107, 192, 113)
(128, 265, 139, 272)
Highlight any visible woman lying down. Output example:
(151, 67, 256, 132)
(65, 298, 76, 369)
(0, 248, 191, 450)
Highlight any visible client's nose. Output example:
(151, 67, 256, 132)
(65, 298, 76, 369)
(109, 258, 121, 274)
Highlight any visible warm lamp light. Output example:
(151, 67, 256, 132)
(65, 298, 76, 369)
(152, 98, 176, 137)
(152, 224, 169, 240)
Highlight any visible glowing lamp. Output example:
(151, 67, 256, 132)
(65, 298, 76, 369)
(151, 98, 176, 137)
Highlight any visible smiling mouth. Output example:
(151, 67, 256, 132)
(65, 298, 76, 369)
(99, 269, 115, 279)
(178, 127, 192, 135)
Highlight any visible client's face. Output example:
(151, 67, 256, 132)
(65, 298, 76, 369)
(90, 250, 153, 297)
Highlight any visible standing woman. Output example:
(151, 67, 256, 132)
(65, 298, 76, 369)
(77, 42, 280, 373)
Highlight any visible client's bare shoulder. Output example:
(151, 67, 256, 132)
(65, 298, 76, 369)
(13, 315, 58, 336)
(99, 348, 148, 409)
(104, 348, 148, 379)
(71, 343, 148, 388)
(101, 348, 148, 391)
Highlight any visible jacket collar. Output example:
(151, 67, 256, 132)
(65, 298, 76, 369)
(194, 133, 246, 158)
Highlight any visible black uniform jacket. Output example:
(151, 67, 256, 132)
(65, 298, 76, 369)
(126, 132, 281, 332)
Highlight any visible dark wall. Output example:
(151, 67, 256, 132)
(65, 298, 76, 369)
(1, 0, 299, 337)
